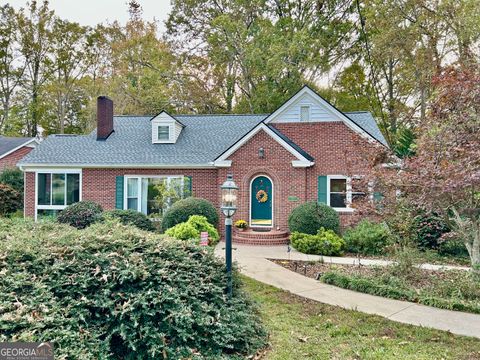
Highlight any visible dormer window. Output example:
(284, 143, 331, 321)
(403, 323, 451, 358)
(300, 106, 310, 121)
(157, 125, 171, 141)
(151, 111, 184, 144)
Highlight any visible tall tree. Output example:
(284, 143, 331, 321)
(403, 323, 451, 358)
(0, 4, 25, 133)
(16, 0, 54, 136)
(167, 0, 357, 113)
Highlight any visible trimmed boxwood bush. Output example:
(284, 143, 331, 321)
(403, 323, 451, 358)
(0, 218, 267, 358)
(343, 220, 391, 255)
(106, 209, 156, 232)
(288, 201, 340, 235)
(0, 184, 22, 216)
(290, 228, 345, 256)
(166, 215, 220, 245)
(57, 200, 103, 229)
(162, 197, 219, 230)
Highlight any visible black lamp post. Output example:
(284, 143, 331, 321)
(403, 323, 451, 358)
(221, 174, 238, 298)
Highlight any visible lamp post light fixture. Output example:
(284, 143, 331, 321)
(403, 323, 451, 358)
(221, 174, 238, 298)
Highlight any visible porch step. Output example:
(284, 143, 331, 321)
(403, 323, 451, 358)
(232, 229, 290, 246)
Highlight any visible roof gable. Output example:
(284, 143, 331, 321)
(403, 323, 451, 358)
(0, 136, 38, 160)
(214, 122, 314, 168)
(265, 85, 387, 147)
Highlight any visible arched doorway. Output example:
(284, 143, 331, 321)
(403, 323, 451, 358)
(250, 175, 273, 228)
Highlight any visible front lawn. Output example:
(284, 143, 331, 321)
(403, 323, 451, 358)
(273, 260, 480, 314)
(242, 276, 480, 360)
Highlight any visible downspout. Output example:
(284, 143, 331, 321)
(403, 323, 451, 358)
(305, 167, 308, 202)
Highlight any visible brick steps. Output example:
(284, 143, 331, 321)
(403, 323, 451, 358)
(232, 229, 290, 245)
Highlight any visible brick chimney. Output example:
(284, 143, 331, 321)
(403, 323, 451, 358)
(97, 96, 114, 140)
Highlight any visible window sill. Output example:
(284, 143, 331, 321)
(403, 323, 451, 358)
(333, 207, 355, 213)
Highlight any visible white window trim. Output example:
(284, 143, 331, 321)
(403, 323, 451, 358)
(156, 125, 172, 142)
(35, 169, 82, 221)
(153, 123, 174, 143)
(123, 175, 185, 214)
(327, 175, 354, 213)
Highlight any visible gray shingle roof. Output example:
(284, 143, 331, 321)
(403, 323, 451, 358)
(19, 115, 267, 166)
(344, 111, 388, 146)
(0, 136, 34, 158)
(19, 111, 387, 167)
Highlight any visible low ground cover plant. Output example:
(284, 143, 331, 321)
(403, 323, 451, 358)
(0, 218, 267, 359)
(162, 197, 219, 230)
(165, 215, 220, 245)
(288, 201, 340, 234)
(290, 228, 345, 256)
(343, 220, 391, 255)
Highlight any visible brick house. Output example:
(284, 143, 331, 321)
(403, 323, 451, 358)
(18, 86, 387, 244)
(0, 136, 39, 171)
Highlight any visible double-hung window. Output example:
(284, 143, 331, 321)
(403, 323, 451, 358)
(36, 170, 81, 219)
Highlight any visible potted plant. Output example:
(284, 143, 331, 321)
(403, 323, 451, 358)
(234, 219, 248, 231)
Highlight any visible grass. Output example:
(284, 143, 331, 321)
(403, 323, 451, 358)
(242, 276, 480, 360)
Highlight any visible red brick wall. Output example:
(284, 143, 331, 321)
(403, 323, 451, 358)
(24, 168, 219, 218)
(82, 168, 219, 211)
(23, 122, 380, 231)
(219, 129, 306, 233)
(219, 122, 381, 232)
(0, 146, 33, 170)
(24, 171, 35, 217)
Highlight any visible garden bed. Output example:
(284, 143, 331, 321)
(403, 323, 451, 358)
(342, 251, 471, 267)
(271, 259, 480, 314)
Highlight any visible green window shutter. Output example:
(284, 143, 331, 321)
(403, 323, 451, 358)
(115, 176, 124, 209)
(317, 176, 327, 204)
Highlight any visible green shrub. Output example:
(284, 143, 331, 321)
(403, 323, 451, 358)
(0, 184, 22, 216)
(413, 213, 450, 250)
(288, 201, 340, 235)
(290, 228, 345, 256)
(0, 218, 267, 359)
(0, 167, 23, 193)
(166, 215, 220, 245)
(57, 200, 103, 229)
(438, 238, 469, 257)
(187, 215, 220, 244)
(162, 197, 219, 231)
(343, 220, 391, 255)
(165, 221, 199, 240)
(106, 209, 156, 232)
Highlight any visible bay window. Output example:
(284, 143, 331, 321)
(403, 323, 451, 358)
(124, 175, 191, 216)
(36, 170, 81, 219)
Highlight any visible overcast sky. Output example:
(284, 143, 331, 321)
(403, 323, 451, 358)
(5, 0, 173, 32)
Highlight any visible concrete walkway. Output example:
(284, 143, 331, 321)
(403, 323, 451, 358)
(215, 244, 480, 339)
